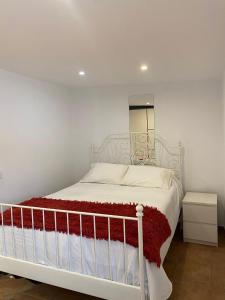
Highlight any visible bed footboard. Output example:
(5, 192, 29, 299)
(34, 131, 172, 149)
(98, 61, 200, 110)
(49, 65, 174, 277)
(0, 203, 145, 300)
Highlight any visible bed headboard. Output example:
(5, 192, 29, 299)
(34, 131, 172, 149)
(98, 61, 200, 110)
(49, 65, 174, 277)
(91, 132, 184, 181)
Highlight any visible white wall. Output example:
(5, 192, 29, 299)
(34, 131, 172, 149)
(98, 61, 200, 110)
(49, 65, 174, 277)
(72, 80, 225, 226)
(71, 95, 93, 182)
(223, 72, 225, 143)
(0, 69, 74, 204)
(222, 72, 225, 226)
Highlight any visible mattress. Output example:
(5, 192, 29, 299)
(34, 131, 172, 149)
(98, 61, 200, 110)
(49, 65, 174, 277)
(0, 180, 182, 300)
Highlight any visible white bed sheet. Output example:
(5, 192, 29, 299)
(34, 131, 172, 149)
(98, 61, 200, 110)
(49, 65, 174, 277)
(0, 180, 182, 300)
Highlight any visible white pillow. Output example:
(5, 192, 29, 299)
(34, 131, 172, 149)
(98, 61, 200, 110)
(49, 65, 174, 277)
(80, 163, 129, 185)
(121, 165, 175, 189)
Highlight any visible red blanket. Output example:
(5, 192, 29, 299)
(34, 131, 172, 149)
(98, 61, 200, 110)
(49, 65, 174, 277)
(0, 198, 171, 267)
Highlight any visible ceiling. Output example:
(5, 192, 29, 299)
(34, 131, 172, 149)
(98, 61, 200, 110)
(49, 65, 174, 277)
(0, 0, 225, 87)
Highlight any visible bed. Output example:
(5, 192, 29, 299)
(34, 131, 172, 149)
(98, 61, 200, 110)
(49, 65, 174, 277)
(0, 133, 183, 300)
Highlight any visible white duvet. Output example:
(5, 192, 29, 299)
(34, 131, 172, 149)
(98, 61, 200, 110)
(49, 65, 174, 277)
(0, 181, 182, 300)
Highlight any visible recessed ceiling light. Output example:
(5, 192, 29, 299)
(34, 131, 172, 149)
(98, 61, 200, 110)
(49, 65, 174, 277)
(79, 70, 85, 76)
(146, 102, 150, 105)
(140, 64, 148, 71)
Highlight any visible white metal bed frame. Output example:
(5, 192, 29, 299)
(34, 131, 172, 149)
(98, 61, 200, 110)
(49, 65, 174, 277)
(91, 133, 183, 181)
(0, 133, 183, 300)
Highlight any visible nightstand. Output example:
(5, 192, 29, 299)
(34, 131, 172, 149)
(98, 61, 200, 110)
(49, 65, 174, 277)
(183, 192, 218, 246)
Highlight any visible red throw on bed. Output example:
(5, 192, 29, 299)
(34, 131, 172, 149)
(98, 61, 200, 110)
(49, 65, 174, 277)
(0, 198, 171, 267)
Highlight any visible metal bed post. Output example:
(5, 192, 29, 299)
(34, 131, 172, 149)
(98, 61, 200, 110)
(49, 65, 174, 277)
(136, 204, 145, 300)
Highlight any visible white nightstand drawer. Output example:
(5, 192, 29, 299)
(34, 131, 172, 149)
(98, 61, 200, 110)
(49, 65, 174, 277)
(183, 222, 218, 244)
(183, 204, 217, 225)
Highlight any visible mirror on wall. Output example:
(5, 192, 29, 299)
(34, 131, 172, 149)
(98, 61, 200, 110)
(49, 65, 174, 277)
(128, 94, 155, 161)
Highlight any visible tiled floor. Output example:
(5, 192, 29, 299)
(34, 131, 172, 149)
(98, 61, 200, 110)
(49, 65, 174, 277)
(0, 228, 224, 300)
(164, 227, 225, 300)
